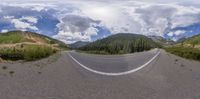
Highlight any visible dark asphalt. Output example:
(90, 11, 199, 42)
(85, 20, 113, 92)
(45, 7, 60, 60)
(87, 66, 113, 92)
(0, 49, 200, 99)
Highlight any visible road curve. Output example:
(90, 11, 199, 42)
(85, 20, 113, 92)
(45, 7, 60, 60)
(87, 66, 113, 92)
(0, 49, 200, 99)
(68, 49, 160, 76)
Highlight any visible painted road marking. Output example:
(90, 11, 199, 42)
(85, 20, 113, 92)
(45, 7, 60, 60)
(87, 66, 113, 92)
(68, 50, 160, 76)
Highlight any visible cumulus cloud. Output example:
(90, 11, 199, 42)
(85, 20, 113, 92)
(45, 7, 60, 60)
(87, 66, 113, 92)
(53, 31, 91, 44)
(53, 14, 100, 43)
(58, 15, 99, 33)
(168, 30, 186, 36)
(76, 1, 200, 39)
(10, 17, 38, 31)
(20, 16, 38, 23)
(1, 0, 200, 43)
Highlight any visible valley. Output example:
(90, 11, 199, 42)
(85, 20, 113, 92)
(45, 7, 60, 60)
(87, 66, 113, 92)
(0, 31, 200, 99)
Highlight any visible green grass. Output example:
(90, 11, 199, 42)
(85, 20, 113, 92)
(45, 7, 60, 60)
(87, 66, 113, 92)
(0, 31, 69, 61)
(164, 46, 200, 61)
(0, 33, 24, 44)
(0, 44, 57, 61)
(23, 45, 56, 61)
(184, 35, 200, 46)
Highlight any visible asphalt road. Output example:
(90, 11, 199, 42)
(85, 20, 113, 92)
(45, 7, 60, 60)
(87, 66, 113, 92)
(0, 49, 200, 99)
(68, 49, 159, 73)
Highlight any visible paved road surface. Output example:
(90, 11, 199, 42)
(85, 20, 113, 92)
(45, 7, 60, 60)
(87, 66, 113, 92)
(68, 49, 159, 73)
(0, 49, 200, 99)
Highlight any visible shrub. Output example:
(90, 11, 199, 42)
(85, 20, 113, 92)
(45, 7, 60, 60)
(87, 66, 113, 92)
(23, 45, 56, 61)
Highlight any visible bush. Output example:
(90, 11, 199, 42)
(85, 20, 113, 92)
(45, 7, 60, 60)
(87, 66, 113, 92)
(24, 45, 56, 61)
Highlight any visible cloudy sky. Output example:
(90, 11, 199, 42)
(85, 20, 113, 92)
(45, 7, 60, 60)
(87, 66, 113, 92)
(1, 0, 200, 43)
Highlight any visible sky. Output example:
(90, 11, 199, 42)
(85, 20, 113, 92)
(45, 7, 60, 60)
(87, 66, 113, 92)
(0, 0, 200, 43)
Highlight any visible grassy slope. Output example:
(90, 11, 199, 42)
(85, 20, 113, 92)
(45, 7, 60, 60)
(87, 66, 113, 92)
(164, 34, 200, 61)
(0, 31, 68, 61)
(0, 32, 24, 44)
(165, 46, 200, 61)
(0, 31, 68, 48)
(184, 34, 200, 47)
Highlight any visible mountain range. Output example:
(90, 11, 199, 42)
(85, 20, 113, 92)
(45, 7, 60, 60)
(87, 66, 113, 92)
(1, 31, 200, 61)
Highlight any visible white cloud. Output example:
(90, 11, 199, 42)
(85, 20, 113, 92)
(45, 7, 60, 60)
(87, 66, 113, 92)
(167, 30, 186, 37)
(1, 0, 200, 43)
(53, 14, 100, 43)
(1, 15, 38, 31)
(20, 16, 38, 23)
(167, 32, 174, 37)
(167, 30, 186, 41)
(3, 16, 15, 19)
(76, 1, 200, 38)
(174, 30, 185, 36)
(11, 19, 38, 31)
(53, 31, 91, 44)
(1, 29, 8, 33)
(84, 26, 99, 36)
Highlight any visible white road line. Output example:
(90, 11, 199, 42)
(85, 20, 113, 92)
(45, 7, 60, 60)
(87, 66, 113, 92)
(68, 50, 160, 76)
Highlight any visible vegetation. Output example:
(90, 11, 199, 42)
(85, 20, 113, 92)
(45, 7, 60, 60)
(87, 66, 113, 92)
(24, 45, 56, 61)
(79, 33, 161, 54)
(184, 34, 200, 47)
(165, 46, 200, 61)
(0, 31, 69, 49)
(0, 44, 57, 61)
(0, 32, 24, 44)
(0, 31, 68, 61)
(164, 34, 200, 61)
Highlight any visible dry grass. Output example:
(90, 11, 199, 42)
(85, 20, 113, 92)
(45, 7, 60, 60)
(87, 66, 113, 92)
(0, 44, 58, 61)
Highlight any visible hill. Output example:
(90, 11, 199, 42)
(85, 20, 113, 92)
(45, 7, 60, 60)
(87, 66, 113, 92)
(79, 33, 161, 54)
(148, 36, 175, 46)
(183, 34, 200, 48)
(69, 41, 90, 49)
(165, 34, 200, 61)
(0, 31, 68, 61)
(0, 31, 68, 48)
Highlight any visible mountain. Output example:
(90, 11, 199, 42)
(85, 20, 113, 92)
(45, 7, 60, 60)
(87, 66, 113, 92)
(0, 31, 68, 49)
(148, 36, 175, 46)
(69, 41, 90, 49)
(79, 33, 161, 54)
(0, 31, 68, 61)
(176, 37, 187, 43)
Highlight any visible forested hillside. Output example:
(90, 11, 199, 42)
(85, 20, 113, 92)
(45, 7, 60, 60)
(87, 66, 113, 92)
(79, 33, 161, 54)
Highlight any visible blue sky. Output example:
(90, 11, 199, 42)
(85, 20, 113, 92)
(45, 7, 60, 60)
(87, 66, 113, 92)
(0, 0, 200, 43)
